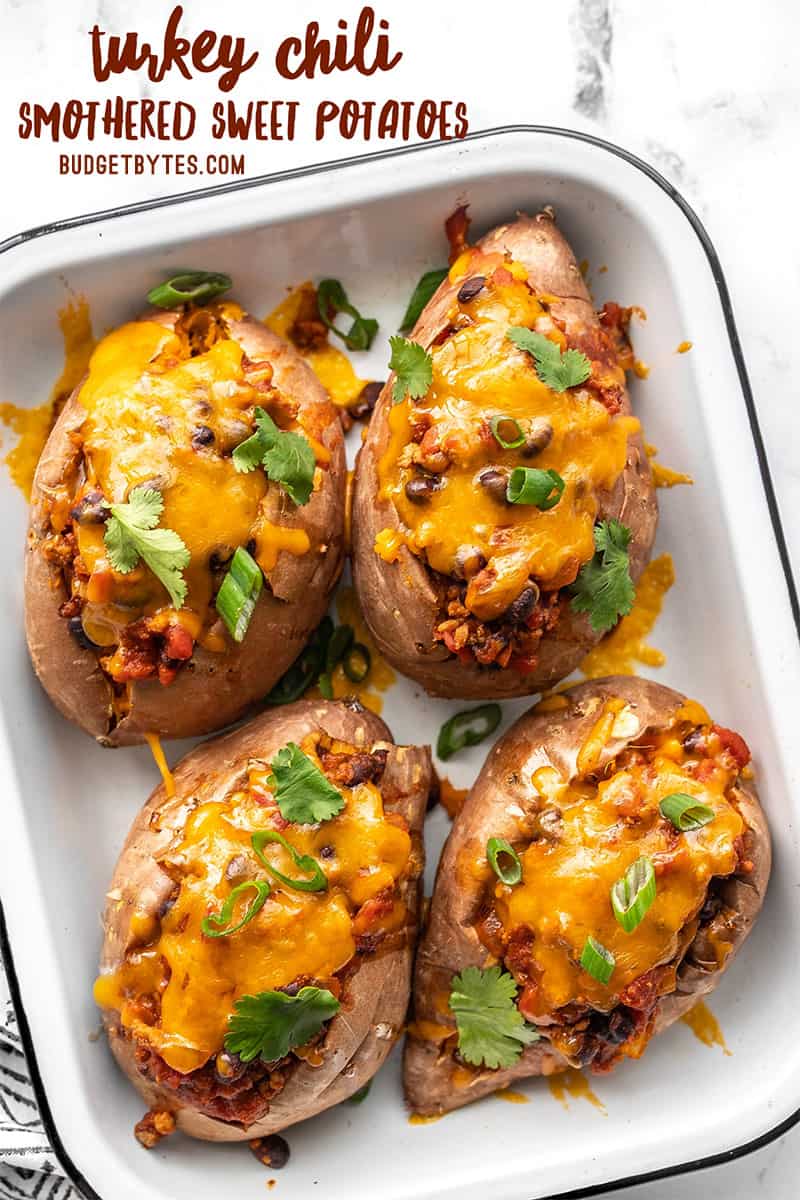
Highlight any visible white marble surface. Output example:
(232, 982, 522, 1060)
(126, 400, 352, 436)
(0, 0, 797, 1196)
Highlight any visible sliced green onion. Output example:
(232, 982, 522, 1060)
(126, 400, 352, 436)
(326, 624, 354, 673)
(487, 837, 522, 886)
(343, 643, 371, 683)
(507, 467, 565, 509)
(252, 831, 328, 893)
(400, 268, 449, 331)
(201, 880, 271, 939)
(436, 704, 502, 761)
(490, 415, 526, 450)
(264, 617, 333, 706)
(317, 279, 378, 351)
(580, 936, 615, 985)
(659, 793, 715, 831)
(610, 856, 656, 933)
(147, 271, 232, 309)
(348, 1081, 372, 1104)
(215, 547, 263, 643)
(318, 673, 334, 699)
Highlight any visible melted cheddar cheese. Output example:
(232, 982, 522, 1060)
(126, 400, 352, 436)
(376, 254, 638, 621)
(68, 304, 316, 649)
(94, 736, 411, 1074)
(265, 283, 368, 409)
(493, 703, 745, 1014)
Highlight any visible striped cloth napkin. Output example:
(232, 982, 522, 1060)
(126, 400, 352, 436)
(0, 967, 77, 1200)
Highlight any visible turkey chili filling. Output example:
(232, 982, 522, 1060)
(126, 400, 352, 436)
(469, 699, 753, 1073)
(94, 734, 413, 1124)
(375, 242, 644, 673)
(36, 301, 325, 691)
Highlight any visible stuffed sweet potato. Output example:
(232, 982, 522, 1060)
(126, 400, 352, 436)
(404, 677, 770, 1115)
(25, 290, 345, 744)
(352, 211, 657, 698)
(94, 698, 431, 1141)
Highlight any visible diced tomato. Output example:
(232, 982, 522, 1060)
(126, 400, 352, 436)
(163, 623, 194, 661)
(712, 724, 751, 769)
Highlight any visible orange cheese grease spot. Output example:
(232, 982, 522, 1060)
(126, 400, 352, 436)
(255, 523, 311, 574)
(680, 1000, 731, 1054)
(408, 1113, 443, 1125)
(677, 341, 693, 354)
(407, 1019, 453, 1042)
(94, 739, 411, 1074)
(547, 1071, 607, 1113)
(533, 693, 570, 714)
(495, 709, 745, 1015)
(0, 297, 96, 498)
(265, 283, 368, 409)
(376, 264, 638, 620)
(326, 586, 395, 714)
(632, 359, 650, 379)
(144, 732, 176, 797)
(580, 553, 674, 678)
(438, 776, 469, 819)
(495, 1088, 529, 1104)
(646, 443, 693, 490)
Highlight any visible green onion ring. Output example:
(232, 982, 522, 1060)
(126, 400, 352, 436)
(436, 704, 502, 761)
(610, 856, 656, 933)
(147, 271, 232, 309)
(579, 936, 616, 985)
(215, 547, 263, 643)
(343, 643, 371, 683)
(659, 793, 715, 831)
(326, 624, 355, 673)
(506, 466, 566, 509)
(486, 837, 523, 886)
(201, 880, 271, 939)
(490, 415, 526, 450)
(251, 830, 328, 893)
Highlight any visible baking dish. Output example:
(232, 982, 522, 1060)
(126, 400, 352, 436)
(0, 126, 798, 1200)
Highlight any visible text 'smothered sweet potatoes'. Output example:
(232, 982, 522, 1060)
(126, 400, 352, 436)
(94, 699, 431, 1141)
(353, 211, 657, 699)
(25, 299, 345, 744)
(404, 677, 770, 1115)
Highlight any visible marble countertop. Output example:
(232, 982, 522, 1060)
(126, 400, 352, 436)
(0, 0, 796, 1196)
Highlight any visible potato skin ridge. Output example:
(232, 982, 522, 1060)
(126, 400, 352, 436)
(352, 212, 658, 699)
(25, 307, 346, 745)
(403, 676, 771, 1117)
(97, 698, 432, 1141)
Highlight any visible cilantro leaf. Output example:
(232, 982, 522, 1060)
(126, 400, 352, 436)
(104, 487, 190, 609)
(570, 519, 635, 633)
(389, 336, 433, 404)
(317, 279, 378, 351)
(268, 742, 345, 824)
(232, 407, 315, 506)
(224, 987, 340, 1063)
(449, 966, 540, 1070)
(507, 327, 592, 393)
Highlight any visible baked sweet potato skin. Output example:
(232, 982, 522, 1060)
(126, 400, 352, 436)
(98, 699, 432, 1141)
(25, 311, 346, 745)
(404, 677, 770, 1116)
(352, 212, 657, 699)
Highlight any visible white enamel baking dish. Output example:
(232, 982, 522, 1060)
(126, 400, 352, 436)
(0, 127, 798, 1200)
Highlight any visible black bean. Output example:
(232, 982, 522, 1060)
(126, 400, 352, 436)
(404, 476, 437, 504)
(69, 490, 110, 526)
(209, 548, 234, 572)
(521, 420, 554, 458)
(605, 1009, 636, 1046)
(250, 1134, 290, 1170)
(350, 380, 383, 421)
(457, 275, 486, 304)
(192, 424, 215, 449)
(319, 844, 335, 859)
(214, 1050, 246, 1083)
(453, 544, 485, 580)
(67, 615, 99, 650)
(476, 467, 509, 504)
(505, 584, 541, 624)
